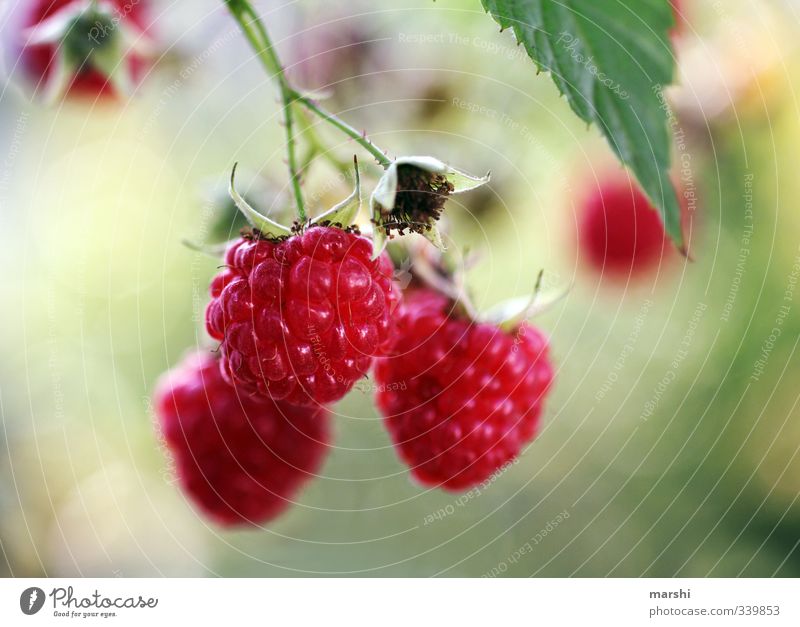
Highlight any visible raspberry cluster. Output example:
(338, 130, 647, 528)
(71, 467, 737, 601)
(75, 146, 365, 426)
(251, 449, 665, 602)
(158, 207, 561, 525)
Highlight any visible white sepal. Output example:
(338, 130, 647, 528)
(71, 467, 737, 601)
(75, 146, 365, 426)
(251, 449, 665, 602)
(181, 239, 230, 259)
(229, 164, 292, 239)
(310, 157, 361, 227)
(371, 219, 387, 259)
(420, 222, 445, 250)
(90, 40, 133, 95)
(481, 271, 571, 331)
(41, 53, 74, 104)
(22, 2, 84, 46)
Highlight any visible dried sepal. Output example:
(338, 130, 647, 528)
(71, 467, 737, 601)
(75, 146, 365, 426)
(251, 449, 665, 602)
(371, 156, 489, 257)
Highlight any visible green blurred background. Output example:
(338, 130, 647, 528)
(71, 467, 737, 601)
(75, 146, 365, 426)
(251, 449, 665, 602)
(2, 0, 800, 576)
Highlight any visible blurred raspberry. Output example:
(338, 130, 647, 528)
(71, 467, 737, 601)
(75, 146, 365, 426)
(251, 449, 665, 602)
(289, 14, 377, 95)
(154, 351, 330, 527)
(578, 175, 671, 277)
(18, 0, 151, 99)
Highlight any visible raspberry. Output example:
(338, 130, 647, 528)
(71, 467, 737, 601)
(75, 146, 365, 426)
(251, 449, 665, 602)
(578, 175, 669, 277)
(18, 0, 150, 98)
(206, 226, 399, 406)
(154, 351, 330, 527)
(374, 290, 554, 491)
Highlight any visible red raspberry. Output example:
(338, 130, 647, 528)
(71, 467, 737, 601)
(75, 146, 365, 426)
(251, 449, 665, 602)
(205, 226, 399, 406)
(374, 290, 554, 491)
(578, 175, 669, 277)
(154, 351, 330, 527)
(18, 0, 150, 98)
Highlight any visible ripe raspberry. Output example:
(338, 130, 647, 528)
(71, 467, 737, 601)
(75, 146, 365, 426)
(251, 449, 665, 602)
(578, 175, 669, 277)
(205, 226, 399, 406)
(154, 351, 330, 527)
(374, 290, 554, 491)
(18, 0, 150, 98)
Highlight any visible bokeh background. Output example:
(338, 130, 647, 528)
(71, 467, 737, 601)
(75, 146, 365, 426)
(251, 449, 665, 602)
(2, 0, 800, 576)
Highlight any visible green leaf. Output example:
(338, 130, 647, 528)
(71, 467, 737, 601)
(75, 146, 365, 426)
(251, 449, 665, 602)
(481, 0, 683, 249)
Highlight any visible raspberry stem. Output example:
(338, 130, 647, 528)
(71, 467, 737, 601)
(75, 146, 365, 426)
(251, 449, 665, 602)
(224, 0, 307, 221)
(292, 93, 392, 169)
(223, 1, 392, 195)
(295, 108, 352, 174)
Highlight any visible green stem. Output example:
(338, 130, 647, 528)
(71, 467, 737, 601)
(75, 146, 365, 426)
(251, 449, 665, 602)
(225, 1, 306, 221)
(296, 108, 354, 174)
(292, 92, 391, 168)
(224, 0, 392, 178)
